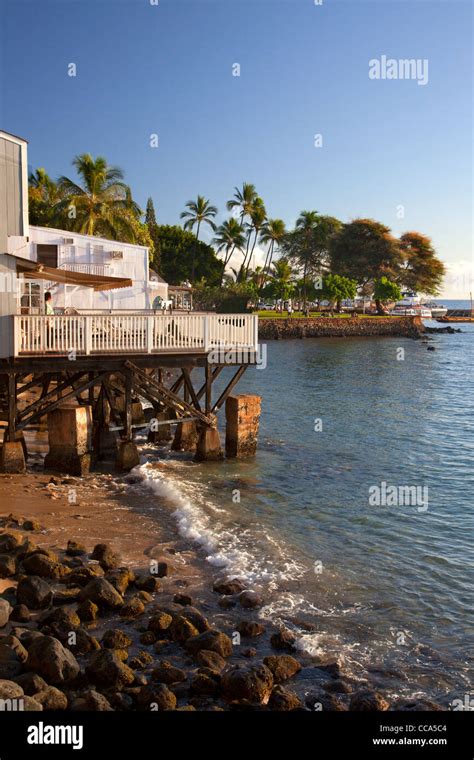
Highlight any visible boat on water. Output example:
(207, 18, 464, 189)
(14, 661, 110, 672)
(389, 292, 432, 318)
(420, 301, 448, 318)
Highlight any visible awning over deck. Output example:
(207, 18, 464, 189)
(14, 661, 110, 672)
(9, 254, 132, 291)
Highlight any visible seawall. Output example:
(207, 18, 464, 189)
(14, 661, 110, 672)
(258, 316, 425, 340)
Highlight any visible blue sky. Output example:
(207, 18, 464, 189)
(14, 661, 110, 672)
(1, 0, 472, 296)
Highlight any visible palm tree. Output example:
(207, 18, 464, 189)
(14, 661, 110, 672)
(28, 168, 63, 226)
(267, 258, 294, 301)
(226, 183, 258, 281)
(260, 218, 286, 284)
(180, 195, 218, 282)
(212, 218, 246, 286)
(57, 154, 138, 241)
(244, 197, 266, 279)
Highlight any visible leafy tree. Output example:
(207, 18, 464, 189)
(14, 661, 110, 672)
(226, 182, 258, 278)
(153, 225, 221, 285)
(57, 154, 139, 241)
(28, 168, 63, 226)
(212, 218, 246, 285)
(180, 195, 218, 282)
(145, 197, 160, 269)
(260, 218, 286, 285)
(282, 211, 342, 309)
(262, 258, 295, 301)
(373, 276, 402, 310)
(398, 232, 445, 295)
(321, 274, 357, 311)
(330, 218, 403, 313)
(244, 197, 267, 279)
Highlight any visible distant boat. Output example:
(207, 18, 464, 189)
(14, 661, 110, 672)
(421, 301, 448, 317)
(390, 292, 431, 318)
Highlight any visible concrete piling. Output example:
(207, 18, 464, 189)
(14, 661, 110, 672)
(44, 404, 92, 476)
(225, 394, 261, 458)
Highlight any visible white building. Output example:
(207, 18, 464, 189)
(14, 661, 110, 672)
(9, 225, 168, 313)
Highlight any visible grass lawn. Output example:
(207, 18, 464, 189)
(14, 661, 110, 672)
(255, 311, 393, 319)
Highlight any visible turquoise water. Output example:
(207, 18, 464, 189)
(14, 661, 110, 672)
(139, 323, 473, 704)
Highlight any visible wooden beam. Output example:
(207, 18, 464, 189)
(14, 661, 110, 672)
(124, 361, 212, 426)
(17, 371, 87, 421)
(124, 370, 133, 441)
(17, 372, 107, 432)
(212, 365, 247, 413)
(196, 366, 223, 401)
(6, 373, 16, 441)
(16, 374, 46, 397)
(205, 363, 212, 415)
(181, 368, 201, 411)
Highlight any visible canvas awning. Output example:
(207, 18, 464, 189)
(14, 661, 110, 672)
(11, 256, 132, 291)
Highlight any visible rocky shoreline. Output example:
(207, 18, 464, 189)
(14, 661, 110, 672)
(258, 316, 461, 340)
(0, 510, 446, 712)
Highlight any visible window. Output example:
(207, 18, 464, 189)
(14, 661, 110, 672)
(37, 244, 58, 268)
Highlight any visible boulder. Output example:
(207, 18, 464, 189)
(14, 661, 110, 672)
(349, 690, 390, 711)
(66, 540, 87, 557)
(79, 578, 123, 610)
(85, 650, 135, 691)
(106, 568, 133, 595)
(176, 607, 210, 633)
(0, 554, 16, 578)
(221, 664, 274, 704)
(16, 576, 53, 610)
(22, 553, 70, 580)
(268, 685, 304, 710)
(169, 616, 199, 644)
(9, 604, 30, 623)
(40, 607, 81, 630)
(238, 590, 264, 609)
(0, 533, 22, 553)
(190, 672, 220, 697)
(151, 661, 187, 684)
(120, 596, 145, 618)
(213, 578, 246, 595)
(67, 566, 104, 587)
(0, 636, 28, 679)
(195, 650, 227, 673)
(26, 635, 80, 685)
(33, 685, 68, 710)
(270, 629, 297, 653)
(21, 695, 44, 711)
(134, 575, 160, 593)
(0, 599, 12, 628)
(102, 629, 133, 650)
(173, 593, 193, 606)
(77, 599, 99, 622)
(236, 621, 265, 638)
(13, 672, 47, 695)
(0, 678, 24, 700)
(137, 682, 177, 711)
(185, 630, 233, 658)
(91, 543, 122, 571)
(72, 689, 113, 711)
(263, 655, 301, 683)
(148, 611, 173, 634)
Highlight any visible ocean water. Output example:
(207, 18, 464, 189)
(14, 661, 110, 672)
(135, 319, 473, 705)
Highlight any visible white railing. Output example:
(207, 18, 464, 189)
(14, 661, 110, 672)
(13, 314, 258, 357)
(59, 262, 111, 276)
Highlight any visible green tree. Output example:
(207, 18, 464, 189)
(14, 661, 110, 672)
(283, 211, 342, 310)
(263, 258, 295, 301)
(145, 197, 160, 270)
(154, 225, 221, 285)
(373, 276, 402, 310)
(226, 183, 259, 280)
(330, 218, 403, 313)
(180, 195, 218, 282)
(398, 232, 445, 295)
(212, 218, 246, 286)
(28, 168, 63, 226)
(244, 197, 266, 279)
(321, 274, 357, 312)
(260, 218, 286, 284)
(57, 154, 139, 241)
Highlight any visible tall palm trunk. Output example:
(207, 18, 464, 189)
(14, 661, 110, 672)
(191, 221, 201, 283)
(238, 227, 253, 282)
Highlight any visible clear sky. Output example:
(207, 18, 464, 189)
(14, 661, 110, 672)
(1, 0, 472, 296)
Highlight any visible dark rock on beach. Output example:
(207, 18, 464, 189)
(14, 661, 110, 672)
(27, 635, 80, 685)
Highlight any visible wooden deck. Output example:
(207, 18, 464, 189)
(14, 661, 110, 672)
(13, 313, 258, 358)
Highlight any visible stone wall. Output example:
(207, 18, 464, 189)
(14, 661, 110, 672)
(258, 316, 424, 340)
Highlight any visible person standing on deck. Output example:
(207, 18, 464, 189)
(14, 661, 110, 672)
(44, 291, 54, 315)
